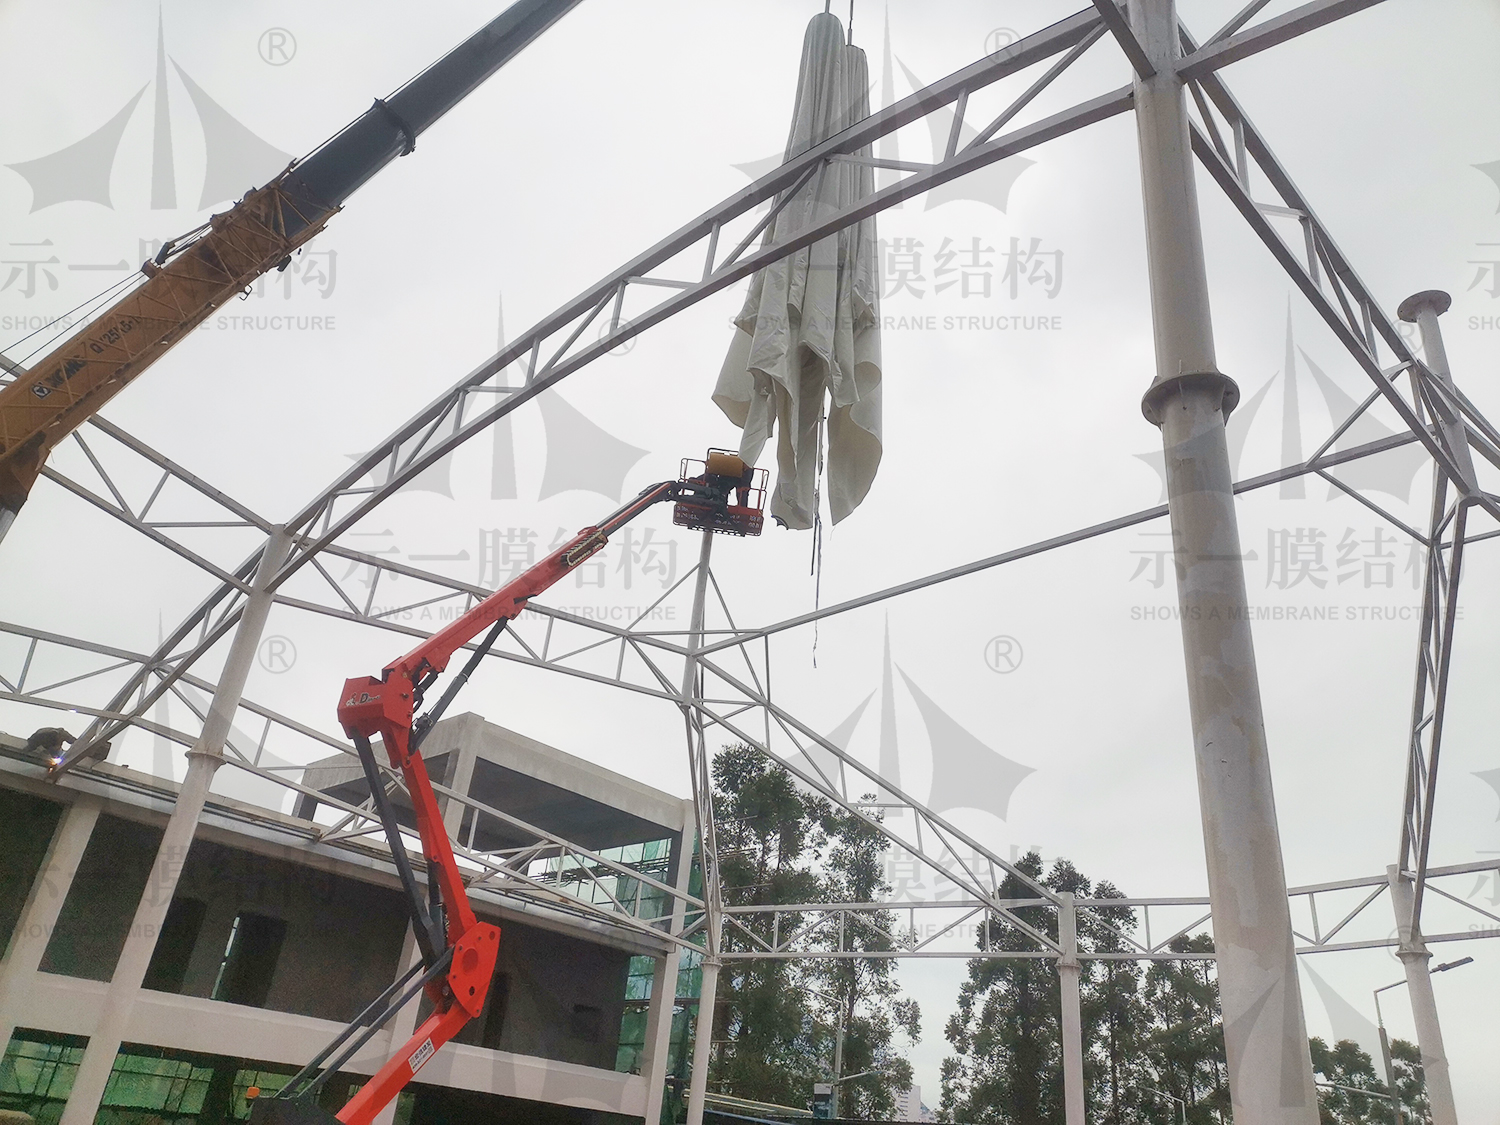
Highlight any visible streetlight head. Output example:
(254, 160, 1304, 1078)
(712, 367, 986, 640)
(1433, 955, 1474, 973)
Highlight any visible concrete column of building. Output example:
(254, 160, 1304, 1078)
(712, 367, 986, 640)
(1388, 866, 1458, 1125)
(59, 527, 293, 1125)
(365, 707, 484, 1124)
(369, 926, 426, 1125)
(1127, 1, 1319, 1120)
(640, 810, 699, 1125)
(683, 957, 720, 1125)
(0, 797, 102, 1048)
(437, 712, 483, 836)
(1057, 892, 1085, 1125)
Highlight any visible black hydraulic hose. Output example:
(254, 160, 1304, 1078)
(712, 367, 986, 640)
(353, 732, 442, 964)
(276, 954, 429, 1099)
(411, 618, 509, 753)
(279, 0, 584, 235)
(298, 947, 455, 1101)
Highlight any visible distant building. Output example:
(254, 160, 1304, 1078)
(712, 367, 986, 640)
(0, 714, 701, 1124)
(893, 1084, 922, 1121)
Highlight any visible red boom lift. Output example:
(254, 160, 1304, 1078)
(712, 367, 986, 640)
(249, 452, 765, 1125)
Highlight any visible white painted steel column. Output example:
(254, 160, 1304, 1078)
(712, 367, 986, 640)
(1128, 1, 1318, 1120)
(1398, 290, 1473, 480)
(641, 809, 698, 1125)
(1057, 892, 1085, 1125)
(680, 529, 721, 1125)
(684, 958, 720, 1125)
(59, 527, 292, 1125)
(1388, 867, 1458, 1125)
(0, 797, 101, 1047)
(1387, 290, 1462, 1125)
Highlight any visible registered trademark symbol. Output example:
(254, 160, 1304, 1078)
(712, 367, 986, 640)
(258, 28, 297, 66)
(984, 635, 1023, 674)
(257, 635, 297, 673)
(984, 28, 1020, 56)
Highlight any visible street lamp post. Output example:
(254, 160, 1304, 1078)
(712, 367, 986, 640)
(802, 982, 851, 1119)
(1372, 956, 1473, 1125)
(1125, 1082, 1187, 1125)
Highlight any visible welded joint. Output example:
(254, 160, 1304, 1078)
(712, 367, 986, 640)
(1091, 0, 1156, 77)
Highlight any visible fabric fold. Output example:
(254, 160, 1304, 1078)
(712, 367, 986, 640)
(713, 13, 883, 529)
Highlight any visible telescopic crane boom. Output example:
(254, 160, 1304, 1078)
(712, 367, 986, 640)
(0, 0, 581, 544)
(248, 452, 764, 1125)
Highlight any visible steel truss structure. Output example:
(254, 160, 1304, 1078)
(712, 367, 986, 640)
(4, 2, 1500, 1123)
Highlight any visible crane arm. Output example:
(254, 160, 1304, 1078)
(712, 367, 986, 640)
(0, 0, 581, 530)
(0, 184, 333, 515)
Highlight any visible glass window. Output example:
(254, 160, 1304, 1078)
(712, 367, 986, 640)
(0, 1031, 86, 1120)
(100, 1051, 212, 1115)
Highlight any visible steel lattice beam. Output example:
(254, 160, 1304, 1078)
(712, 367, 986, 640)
(0, 1, 1494, 1010)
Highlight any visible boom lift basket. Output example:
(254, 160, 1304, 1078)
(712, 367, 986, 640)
(673, 449, 767, 536)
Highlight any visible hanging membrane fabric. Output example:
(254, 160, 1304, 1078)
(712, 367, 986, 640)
(713, 12, 882, 530)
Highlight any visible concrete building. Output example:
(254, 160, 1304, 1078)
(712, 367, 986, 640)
(0, 714, 701, 1124)
(891, 1086, 921, 1123)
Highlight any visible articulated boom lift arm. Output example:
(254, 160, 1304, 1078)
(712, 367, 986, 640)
(252, 454, 763, 1125)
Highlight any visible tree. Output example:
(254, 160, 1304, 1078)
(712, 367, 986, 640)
(1389, 1037, 1431, 1124)
(710, 743, 830, 1105)
(806, 798, 919, 1119)
(1138, 934, 1228, 1123)
(1076, 876, 1150, 1125)
(940, 853, 1090, 1124)
(940, 851, 1433, 1125)
(705, 745, 921, 1115)
(1310, 1037, 1388, 1124)
(942, 853, 1203, 1125)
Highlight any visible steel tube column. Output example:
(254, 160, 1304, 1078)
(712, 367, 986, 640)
(1057, 892, 1085, 1125)
(1389, 867, 1458, 1125)
(681, 529, 721, 1125)
(58, 527, 293, 1125)
(1385, 290, 1463, 1125)
(1128, 1, 1318, 1120)
(1399, 291, 1474, 485)
(685, 960, 721, 1125)
(641, 809, 699, 1125)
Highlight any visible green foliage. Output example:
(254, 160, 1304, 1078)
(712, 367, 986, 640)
(938, 851, 1430, 1125)
(1138, 934, 1228, 1123)
(939, 853, 1160, 1125)
(1310, 1036, 1385, 1124)
(1388, 1037, 1430, 1123)
(707, 744, 920, 1116)
(940, 851, 1063, 1124)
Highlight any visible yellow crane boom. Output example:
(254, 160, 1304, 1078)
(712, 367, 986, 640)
(0, 183, 330, 517)
(0, 0, 581, 541)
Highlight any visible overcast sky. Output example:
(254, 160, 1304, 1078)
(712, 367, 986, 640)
(2, 0, 1498, 1115)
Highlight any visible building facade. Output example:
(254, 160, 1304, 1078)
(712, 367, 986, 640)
(0, 715, 701, 1125)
